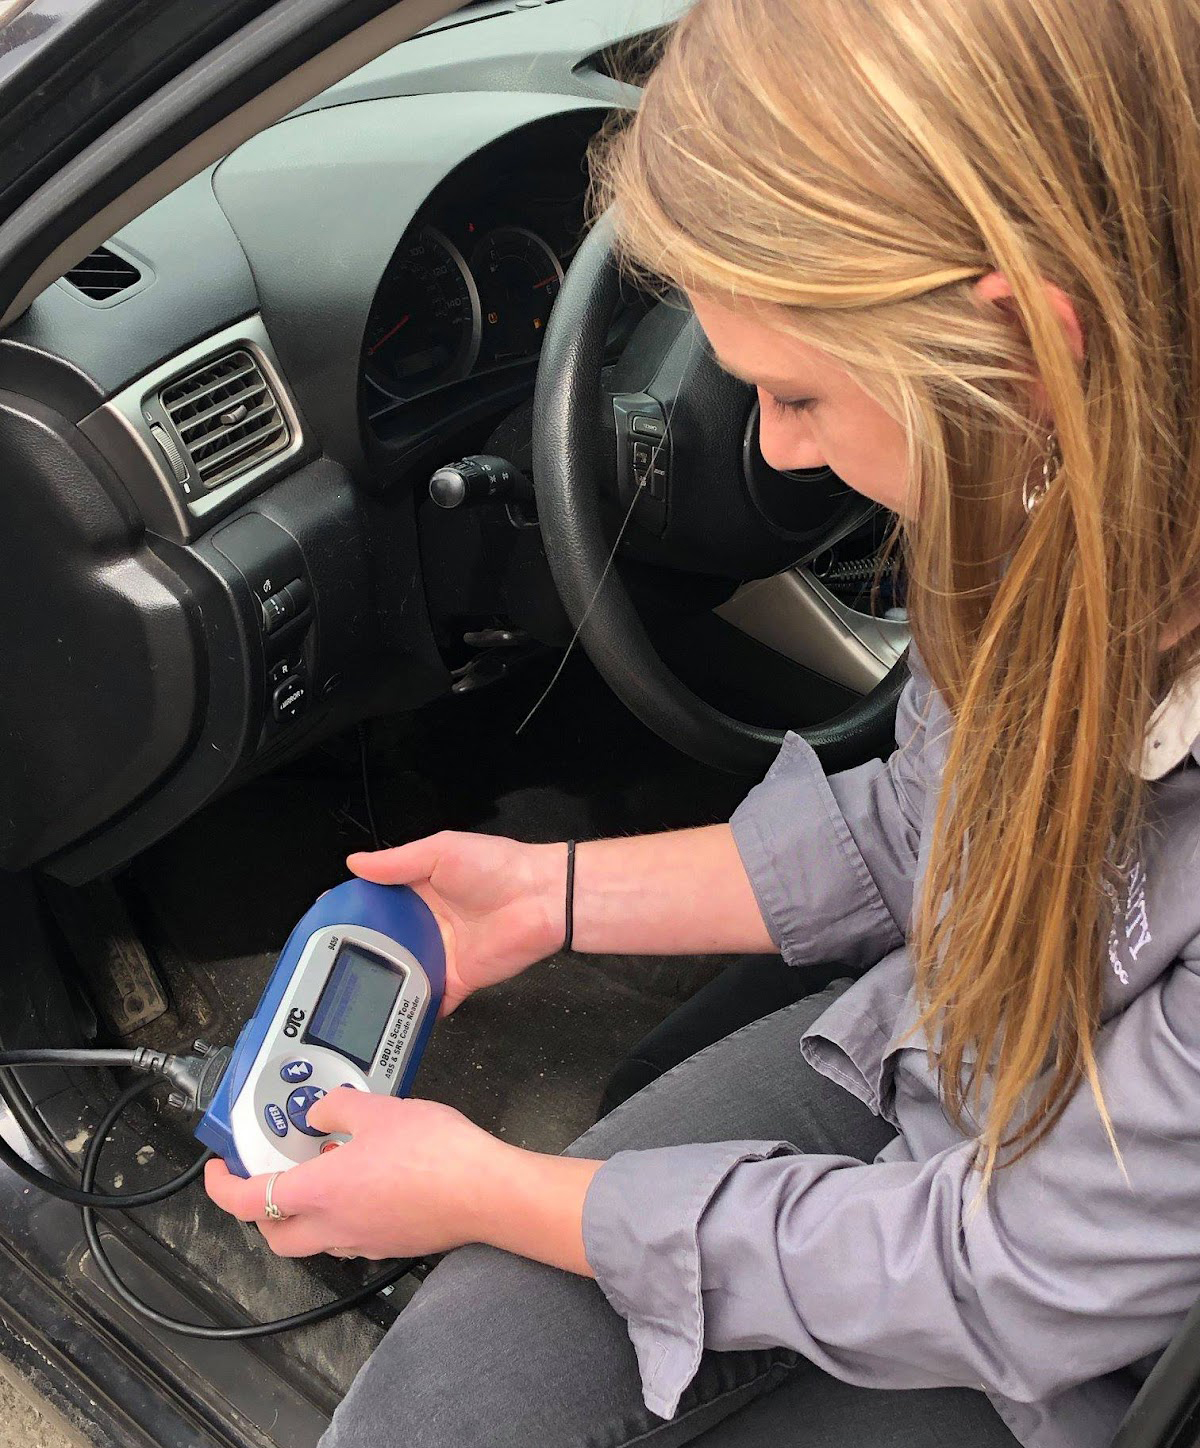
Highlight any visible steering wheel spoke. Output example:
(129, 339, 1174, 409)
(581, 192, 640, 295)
(533, 213, 908, 776)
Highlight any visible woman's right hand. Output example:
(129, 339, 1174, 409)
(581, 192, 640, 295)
(346, 832, 567, 1015)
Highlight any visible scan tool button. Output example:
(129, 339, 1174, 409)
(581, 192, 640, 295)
(264, 1103, 289, 1138)
(280, 1059, 313, 1083)
(286, 1085, 328, 1136)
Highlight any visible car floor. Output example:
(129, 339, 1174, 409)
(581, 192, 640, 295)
(81, 653, 753, 1421)
(118, 650, 749, 1149)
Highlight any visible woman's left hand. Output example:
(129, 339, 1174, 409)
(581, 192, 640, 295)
(203, 1089, 499, 1260)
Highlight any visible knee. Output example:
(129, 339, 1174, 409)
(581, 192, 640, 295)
(321, 1245, 506, 1448)
(597, 1055, 662, 1117)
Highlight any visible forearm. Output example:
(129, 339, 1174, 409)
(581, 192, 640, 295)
(535, 824, 774, 957)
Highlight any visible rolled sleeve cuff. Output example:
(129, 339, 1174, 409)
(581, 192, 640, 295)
(581, 1142, 794, 1419)
(730, 733, 899, 971)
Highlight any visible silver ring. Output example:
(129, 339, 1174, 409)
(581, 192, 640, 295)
(264, 1171, 287, 1222)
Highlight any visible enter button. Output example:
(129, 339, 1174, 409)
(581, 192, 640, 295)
(263, 1103, 289, 1138)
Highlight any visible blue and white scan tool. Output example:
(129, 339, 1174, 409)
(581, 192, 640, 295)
(196, 878, 446, 1177)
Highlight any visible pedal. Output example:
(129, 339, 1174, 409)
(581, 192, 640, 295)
(42, 879, 168, 1035)
(461, 627, 530, 649)
(450, 652, 512, 694)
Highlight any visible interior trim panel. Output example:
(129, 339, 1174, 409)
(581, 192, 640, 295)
(717, 568, 910, 695)
(79, 313, 312, 543)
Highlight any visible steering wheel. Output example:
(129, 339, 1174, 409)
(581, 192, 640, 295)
(531, 214, 909, 776)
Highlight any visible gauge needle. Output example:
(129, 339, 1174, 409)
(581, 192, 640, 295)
(368, 313, 411, 354)
(532, 274, 558, 290)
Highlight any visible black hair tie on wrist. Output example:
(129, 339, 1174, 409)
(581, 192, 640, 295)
(563, 839, 576, 953)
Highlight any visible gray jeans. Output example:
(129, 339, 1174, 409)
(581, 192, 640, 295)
(321, 981, 1020, 1448)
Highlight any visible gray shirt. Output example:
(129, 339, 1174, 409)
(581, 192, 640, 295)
(581, 642, 1200, 1448)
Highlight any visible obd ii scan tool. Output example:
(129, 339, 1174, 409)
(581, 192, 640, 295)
(195, 879, 446, 1177)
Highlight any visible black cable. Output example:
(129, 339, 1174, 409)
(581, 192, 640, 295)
(0, 1048, 144, 1067)
(0, 1132, 209, 1210)
(0, 1049, 208, 1208)
(357, 721, 382, 850)
(0, 1049, 416, 1334)
(82, 1076, 417, 1339)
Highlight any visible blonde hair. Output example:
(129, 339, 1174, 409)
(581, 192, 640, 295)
(591, 0, 1200, 1183)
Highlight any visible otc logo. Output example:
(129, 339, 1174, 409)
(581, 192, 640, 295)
(283, 1007, 306, 1039)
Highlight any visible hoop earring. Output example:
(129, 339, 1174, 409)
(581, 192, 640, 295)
(1022, 430, 1061, 515)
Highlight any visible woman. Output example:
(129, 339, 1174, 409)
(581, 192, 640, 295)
(206, 1, 1200, 1444)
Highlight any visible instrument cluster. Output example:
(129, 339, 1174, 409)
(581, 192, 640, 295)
(360, 171, 584, 414)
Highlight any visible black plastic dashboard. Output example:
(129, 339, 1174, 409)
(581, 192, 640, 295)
(0, 0, 688, 883)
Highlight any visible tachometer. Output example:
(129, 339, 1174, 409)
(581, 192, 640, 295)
(470, 227, 564, 365)
(363, 226, 481, 399)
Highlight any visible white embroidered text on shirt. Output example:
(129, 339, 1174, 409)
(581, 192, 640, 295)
(1103, 857, 1152, 986)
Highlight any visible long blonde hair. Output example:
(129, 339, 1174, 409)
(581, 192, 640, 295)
(591, 0, 1200, 1182)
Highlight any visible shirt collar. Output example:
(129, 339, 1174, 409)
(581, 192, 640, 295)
(1139, 653, 1200, 779)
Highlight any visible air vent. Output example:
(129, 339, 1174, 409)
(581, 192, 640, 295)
(159, 350, 289, 489)
(63, 245, 142, 301)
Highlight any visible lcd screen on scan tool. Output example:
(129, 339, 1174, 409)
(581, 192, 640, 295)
(303, 945, 402, 1071)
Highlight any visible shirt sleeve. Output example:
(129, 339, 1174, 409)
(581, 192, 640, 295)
(582, 956, 1200, 1418)
(729, 646, 934, 972)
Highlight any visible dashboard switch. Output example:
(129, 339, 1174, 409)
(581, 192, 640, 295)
(260, 590, 294, 633)
(284, 577, 311, 614)
(429, 454, 531, 509)
(272, 675, 307, 723)
(612, 393, 670, 534)
(149, 423, 190, 485)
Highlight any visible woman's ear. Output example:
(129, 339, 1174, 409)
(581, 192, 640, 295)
(973, 271, 1085, 364)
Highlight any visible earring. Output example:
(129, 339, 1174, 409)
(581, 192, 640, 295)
(1022, 429, 1061, 515)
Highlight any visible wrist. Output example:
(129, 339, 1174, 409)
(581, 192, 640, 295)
(463, 1137, 601, 1275)
(524, 840, 574, 958)
(450, 1127, 516, 1247)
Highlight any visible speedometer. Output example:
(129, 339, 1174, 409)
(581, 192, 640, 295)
(362, 226, 481, 399)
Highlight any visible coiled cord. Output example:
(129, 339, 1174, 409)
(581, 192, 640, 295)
(81, 1076, 416, 1339)
(0, 1050, 415, 1338)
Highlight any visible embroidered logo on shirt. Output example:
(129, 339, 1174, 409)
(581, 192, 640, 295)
(1102, 856, 1152, 986)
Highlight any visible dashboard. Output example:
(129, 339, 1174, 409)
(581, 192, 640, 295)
(356, 110, 598, 444)
(0, 0, 701, 883)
